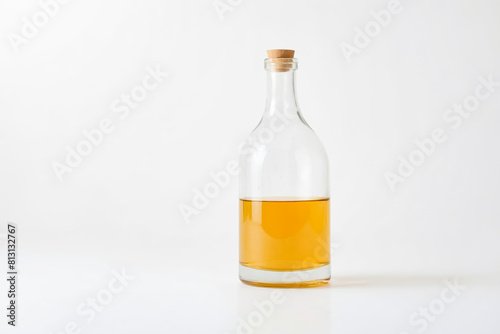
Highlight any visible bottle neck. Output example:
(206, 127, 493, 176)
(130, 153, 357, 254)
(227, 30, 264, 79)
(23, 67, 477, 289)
(264, 70, 300, 119)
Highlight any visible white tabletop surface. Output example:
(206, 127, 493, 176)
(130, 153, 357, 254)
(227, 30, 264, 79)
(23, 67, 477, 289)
(3, 251, 498, 334)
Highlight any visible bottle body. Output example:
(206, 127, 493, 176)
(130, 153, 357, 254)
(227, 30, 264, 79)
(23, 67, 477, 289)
(239, 54, 330, 287)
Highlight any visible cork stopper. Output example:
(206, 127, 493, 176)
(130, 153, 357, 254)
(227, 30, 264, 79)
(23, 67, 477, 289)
(266, 49, 295, 59)
(266, 49, 296, 72)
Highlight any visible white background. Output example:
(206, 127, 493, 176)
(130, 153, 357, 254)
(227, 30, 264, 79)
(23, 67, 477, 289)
(1, 0, 499, 333)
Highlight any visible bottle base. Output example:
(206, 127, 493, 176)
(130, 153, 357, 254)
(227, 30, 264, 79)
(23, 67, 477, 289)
(239, 264, 331, 288)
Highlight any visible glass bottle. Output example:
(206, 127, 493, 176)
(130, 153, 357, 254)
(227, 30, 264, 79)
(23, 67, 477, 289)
(239, 49, 330, 288)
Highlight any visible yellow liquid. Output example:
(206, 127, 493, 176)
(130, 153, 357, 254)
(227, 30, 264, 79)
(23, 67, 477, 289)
(239, 198, 330, 274)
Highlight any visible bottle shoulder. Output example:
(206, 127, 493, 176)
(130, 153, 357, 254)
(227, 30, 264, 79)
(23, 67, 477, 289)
(239, 119, 329, 165)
